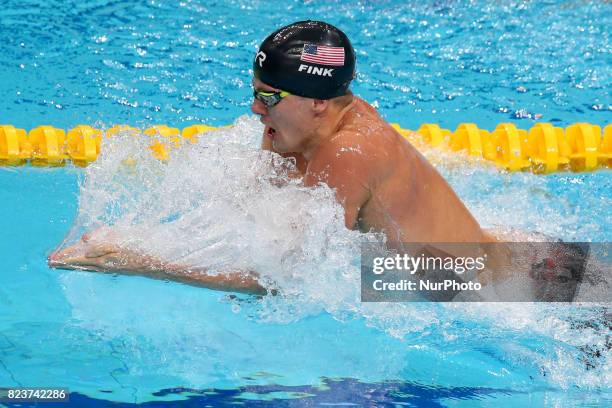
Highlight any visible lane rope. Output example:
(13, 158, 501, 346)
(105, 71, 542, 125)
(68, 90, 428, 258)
(1, 122, 610, 172)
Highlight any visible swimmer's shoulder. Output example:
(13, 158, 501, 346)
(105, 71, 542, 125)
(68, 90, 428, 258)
(341, 98, 399, 138)
(306, 131, 387, 191)
(317, 97, 396, 164)
(339, 97, 383, 129)
(351, 96, 379, 115)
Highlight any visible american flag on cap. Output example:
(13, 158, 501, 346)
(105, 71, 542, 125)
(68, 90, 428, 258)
(300, 43, 345, 66)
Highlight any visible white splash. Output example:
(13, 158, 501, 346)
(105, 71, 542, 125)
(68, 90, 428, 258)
(57, 115, 610, 391)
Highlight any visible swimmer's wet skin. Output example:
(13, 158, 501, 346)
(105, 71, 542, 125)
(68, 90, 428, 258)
(48, 228, 267, 295)
(253, 21, 490, 243)
(48, 20, 577, 297)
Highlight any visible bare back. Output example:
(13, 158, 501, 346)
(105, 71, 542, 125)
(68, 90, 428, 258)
(306, 98, 488, 243)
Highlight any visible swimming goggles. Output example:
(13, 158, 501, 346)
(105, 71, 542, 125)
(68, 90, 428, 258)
(253, 89, 291, 108)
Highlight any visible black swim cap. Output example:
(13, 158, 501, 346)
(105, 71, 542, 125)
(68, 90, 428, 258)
(253, 20, 356, 100)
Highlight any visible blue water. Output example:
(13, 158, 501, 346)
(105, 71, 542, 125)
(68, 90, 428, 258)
(1, 1, 611, 407)
(1, 0, 609, 130)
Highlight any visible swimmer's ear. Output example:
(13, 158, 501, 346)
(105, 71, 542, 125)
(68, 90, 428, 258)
(311, 98, 330, 115)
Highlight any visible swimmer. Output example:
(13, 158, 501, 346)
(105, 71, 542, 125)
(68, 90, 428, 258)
(252, 21, 487, 243)
(48, 21, 586, 297)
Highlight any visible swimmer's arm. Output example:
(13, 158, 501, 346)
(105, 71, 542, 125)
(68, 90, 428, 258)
(135, 261, 267, 295)
(48, 242, 267, 295)
(304, 138, 371, 229)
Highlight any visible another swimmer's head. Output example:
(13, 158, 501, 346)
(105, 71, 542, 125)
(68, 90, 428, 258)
(253, 20, 356, 100)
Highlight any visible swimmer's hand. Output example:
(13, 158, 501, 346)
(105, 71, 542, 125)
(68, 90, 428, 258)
(48, 228, 147, 273)
(48, 228, 267, 295)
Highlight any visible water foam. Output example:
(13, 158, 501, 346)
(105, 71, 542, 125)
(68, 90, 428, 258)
(56, 116, 610, 390)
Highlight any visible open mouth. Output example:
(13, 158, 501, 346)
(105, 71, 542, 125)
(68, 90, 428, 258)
(266, 126, 277, 140)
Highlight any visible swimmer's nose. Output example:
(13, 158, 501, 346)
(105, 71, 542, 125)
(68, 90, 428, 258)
(251, 98, 268, 116)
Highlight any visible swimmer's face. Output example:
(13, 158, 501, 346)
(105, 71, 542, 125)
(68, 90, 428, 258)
(251, 78, 316, 153)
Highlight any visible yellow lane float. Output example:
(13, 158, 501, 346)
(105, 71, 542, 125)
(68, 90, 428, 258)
(490, 123, 530, 171)
(143, 125, 180, 161)
(416, 124, 450, 148)
(410, 122, 609, 173)
(29, 126, 67, 166)
(449, 123, 494, 160)
(67, 125, 102, 166)
(0, 122, 609, 173)
(566, 123, 601, 171)
(527, 123, 568, 173)
(600, 125, 612, 167)
(106, 125, 140, 138)
(390, 123, 410, 138)
(0, 125, 31, 165)
(182, 124, 218, 143)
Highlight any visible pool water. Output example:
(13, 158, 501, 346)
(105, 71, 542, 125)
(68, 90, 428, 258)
(1, 0, 610, 406)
